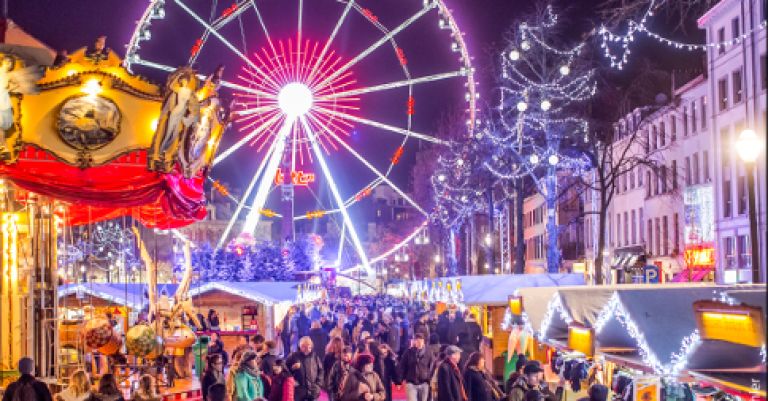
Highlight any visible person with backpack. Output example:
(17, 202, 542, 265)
(2, 358, 54, 401)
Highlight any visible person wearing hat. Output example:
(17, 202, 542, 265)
(436, 345, 466, 401)
(398, 333, 435, 401)
(507, 361, 563, 401)
(2, 358, 53, 401)
(505, 354, 528, 393)
(337, 354, 385, 401)
(233, 351, 264, 401)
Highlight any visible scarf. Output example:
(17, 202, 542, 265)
(448, 361, 469, 401)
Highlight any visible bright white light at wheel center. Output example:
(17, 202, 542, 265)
(278, 82, 313, 117)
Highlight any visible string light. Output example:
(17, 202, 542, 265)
(537, 293, 573, 339)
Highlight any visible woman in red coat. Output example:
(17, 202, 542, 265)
(268, 360, 295, 401)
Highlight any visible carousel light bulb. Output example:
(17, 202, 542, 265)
(548, 154, 559, 165)
(541, 100, 552, 111)
(278, 82, 313, 117)
(517, 101, 528, 112)
(508, 49, 520, 61)
(82, 79, 102, 97)
(559, 65, 570, 76)
(530, 154, 540, 165)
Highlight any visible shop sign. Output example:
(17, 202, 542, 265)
(567, 325, 594, 357)
(508, 295, 523, 315)
(693, 300, 765, 347)
(634, 376, 661, 401)
(684, 245, 715, 269)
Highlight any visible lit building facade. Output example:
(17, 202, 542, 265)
(698, 0, 767, 283)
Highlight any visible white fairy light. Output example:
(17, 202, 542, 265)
(548, 154, 559, 165)
(517, 101, 528, 112)
(529, 154, 540, 165)
(559, 65, 570, 76)
(537, 294, 573, 339)
(521, 40, 531, 50)
(509, 49, 521, 61)
(540, 99, 551, 111)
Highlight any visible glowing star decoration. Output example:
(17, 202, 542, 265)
(232, 38, 360, 165)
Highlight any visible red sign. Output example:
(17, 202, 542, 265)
(274, 168, 315, 186)
(684, 245, 715, 268)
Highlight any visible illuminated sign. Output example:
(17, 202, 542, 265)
(567, 325, 595, 357)
(694, 300, 765, 347)
(508, 295, 524, 315)
(683, 185, 715, 245)
(274, 168, 315, 186)
(684, 246, 715, 268)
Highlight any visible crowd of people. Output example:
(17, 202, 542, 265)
(2, 295, 610, 401)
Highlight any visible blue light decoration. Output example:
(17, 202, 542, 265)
(491, 5, 595, 273)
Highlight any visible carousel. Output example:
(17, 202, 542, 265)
(0, 36, 225, 397)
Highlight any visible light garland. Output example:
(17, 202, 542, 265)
(593, 291, 701, 376)
(537, 293, 573, 339)
(597, 0, 768, 70)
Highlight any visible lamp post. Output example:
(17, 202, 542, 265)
(735, 129, 764, 283)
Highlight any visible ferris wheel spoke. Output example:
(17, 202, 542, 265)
(307, 114, 427, 217)
(300, 116, 372, 275)
(217, 131, 283, 248)
(307, 0, 356, 83)
(314, 4, 435, 92)
(214, 112, 283, 165)
(174, 0, 281, 90)
(315, 106, 447, 144)
(241, 117, 295, 235)
(317, 70, 464, 100)
(220, 79, 275, 98)
(190, 0, 251, 64)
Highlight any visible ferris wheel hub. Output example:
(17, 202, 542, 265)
(278, 82, 313, 117)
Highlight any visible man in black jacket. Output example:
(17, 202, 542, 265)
(398, 333, 435, 401)
(1, 358, 53, 401)
(437, 346, 466, 401)
(287, 336, 325, 401)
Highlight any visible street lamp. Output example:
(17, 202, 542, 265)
(735, 129, 764, 283)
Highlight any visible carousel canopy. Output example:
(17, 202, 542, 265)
(458, 273, 585, 306)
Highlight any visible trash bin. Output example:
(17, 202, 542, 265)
(192, 335, 210, 378)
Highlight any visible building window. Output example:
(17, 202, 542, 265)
(701, 96, 707, 129)
(723, 178, 733, 218)
(638, 166, 643, 186)
(655, 218, 661, 257)
(663, 215, 669, 256)
(639, 209, 644, 242)
(732, 17, 740, 40)
(659, 121, 666, 146)
(672, 160, 678, 190)
(738, 235, 751, 269)
(691, 101, 697, 133)
(738, 175, 747, 215)
(656, 168, 662, 195)
(732, 69, 743, 104)
(644, 130, 650, 154)
(724, 237, 736, 269)
(624, 211, 629, 247)
(646, 171, 652, 198)
(660, 165, 668, 193)
(682, 106, 689, 136)
(652, 125, 658, 150)
(717, 27, 726, 55)
(693, 153, 700, 185)
(616, 213, 621, 247)
(670, 115, 677, 142)
(673, 213, 680, 253)
(761, 54, 767, 90)
(703, 151, 710, 182)
(631, 210, 637, 245)
(630, 170, 635, 189)
(647, 219, 653, 254)
(685, 156, 692, 186)
(718, 78, 729, 111)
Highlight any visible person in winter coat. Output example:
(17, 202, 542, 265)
(286, 336, 324, 401)
(95, 374, 124, 401)
(463, 353, 503, 401)
(463, 314, 483, 353)
(207, 332, 229, 368)
(327, 347, 354, 401)
(268, 360, 295, 401)
(576, 384, 609, 401)
(398, 333, 435, 401)
(261, 341, 279, 375)
(208, 310, 221, 331)
(309, 321, 329, 360)
(436, 346, 467, 401)
(338, 354, 386, 401)
(324, 337, 345, 381)
(505, 355, 528, 393)
(202, 354, 226, 401)
(412, 314, 430, 341)
(131, 375, 160, 401)
(507, 362, 563, 401)
(375, 343, 400, 401)
(233, 351, 264, 401)
(56, 370, 93, 401)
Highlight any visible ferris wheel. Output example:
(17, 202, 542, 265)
(125, 0, 477, 275)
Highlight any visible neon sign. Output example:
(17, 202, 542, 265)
(274, 168, 315, 186)
(684, 245, 715, 268)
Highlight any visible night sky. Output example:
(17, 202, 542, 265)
(8, 0, 700, 230)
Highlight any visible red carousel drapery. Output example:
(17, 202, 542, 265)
(1, 146, 206, 228)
